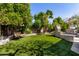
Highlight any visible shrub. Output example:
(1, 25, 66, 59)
(25, 28, 32, 34)
(0, 35, 61, 56)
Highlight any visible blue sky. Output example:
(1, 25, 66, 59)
(30, 3, 79, 23)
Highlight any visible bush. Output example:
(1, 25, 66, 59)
(25, 28, 32, 34)
(61, 23, 69, 31)
(0, 35, 61, 56)
(48, 24, 54, 32)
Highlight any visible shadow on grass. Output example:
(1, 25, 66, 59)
(44, 35, 79, 56)
(11, 36, 23, 40)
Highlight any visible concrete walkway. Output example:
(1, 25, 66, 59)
(71, 42, 79, 54)
(20, 33, 37, 37)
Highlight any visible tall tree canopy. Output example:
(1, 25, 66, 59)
(67, 15, 79, 32)
(33, 10, 53, 33)
(53, 17, 64, 26)
(53, 17, 69, 31)
(0, 3, 32, 32)
(68, 15, 79, 27)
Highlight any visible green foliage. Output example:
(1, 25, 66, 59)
(33, 10, 53, 33)
(48, 24, 53, 32)
(53, 17, 68, 31)
(46, 10, 53, 18)
(0, 3, 32, 32)
(53, 17, 64, 26)
(68, 15, 79, 30)
(33, 20, 42, 29)
(0, 35, 78, 56)
(25, 28, 32, 34)
(61, 23, 69, 31)
(7, 12, 23, 26)
(0, 35, 61, 56)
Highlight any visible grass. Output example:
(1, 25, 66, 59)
(0, 34, 78, 56)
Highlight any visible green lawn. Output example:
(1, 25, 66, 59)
(0, 34, 78, 56)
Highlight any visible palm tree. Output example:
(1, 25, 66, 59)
(34, 10, 53, 33)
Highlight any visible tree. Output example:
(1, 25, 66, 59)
(53, 17, 68, 31)
(48, 23, 53, 32)
(13, 4, 32, 33)
(33, 20, 42, 33)
(0, 3, 32, 35)
(33, 10, 53, 33)
(68, 15, 79, 28)
(61, 23, 69, 31)
(67, 15, 79, 32)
